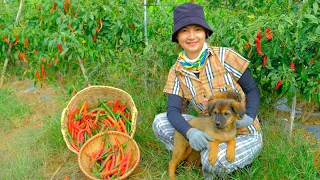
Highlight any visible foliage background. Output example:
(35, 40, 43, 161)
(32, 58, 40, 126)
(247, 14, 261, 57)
(0, 0, 319, 179)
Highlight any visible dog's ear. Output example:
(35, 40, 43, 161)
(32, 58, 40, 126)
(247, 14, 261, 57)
(230, 100, 246, 119)
(228, 91, 242, 102)
(208, 100, 217, 116)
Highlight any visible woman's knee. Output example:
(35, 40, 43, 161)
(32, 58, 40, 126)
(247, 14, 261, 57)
(152, 112, 167, 131)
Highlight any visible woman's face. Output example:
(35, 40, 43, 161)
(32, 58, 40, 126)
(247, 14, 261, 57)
(176, 24, 206, 59)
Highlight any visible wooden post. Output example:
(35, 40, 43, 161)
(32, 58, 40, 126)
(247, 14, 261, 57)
(289, 92, 296, 137)
(144, 0, 148, 46)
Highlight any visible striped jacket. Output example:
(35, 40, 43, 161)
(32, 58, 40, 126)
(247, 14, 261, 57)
(164, 46, 261, 134)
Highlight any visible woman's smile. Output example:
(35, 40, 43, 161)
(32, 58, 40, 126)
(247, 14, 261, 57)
(177, 25, 206, 59)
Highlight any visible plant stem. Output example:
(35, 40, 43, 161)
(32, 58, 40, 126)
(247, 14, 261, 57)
(0, 0, 25, 87)
(77, 55, 89, 82)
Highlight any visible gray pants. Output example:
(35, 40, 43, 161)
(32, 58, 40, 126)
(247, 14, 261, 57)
(152, 112, 263, 179)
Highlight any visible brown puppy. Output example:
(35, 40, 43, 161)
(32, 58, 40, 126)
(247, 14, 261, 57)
(168, 91, 245, 180)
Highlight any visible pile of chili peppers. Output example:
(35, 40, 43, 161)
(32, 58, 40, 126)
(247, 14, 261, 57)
(86, 134, 137, 179)
(66, 98, 132, 152)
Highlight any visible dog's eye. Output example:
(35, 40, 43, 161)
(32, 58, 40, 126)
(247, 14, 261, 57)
(224, 112, 230, 116)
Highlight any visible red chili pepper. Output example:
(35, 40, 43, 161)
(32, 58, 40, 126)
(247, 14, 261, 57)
(57, 44, 63, 53)
(244, 39, 251, 49)
(318, 79, 320, 83)
(263, 56, 267, 67)
(100, 166, 120, 177)
(290, 62, 296, 72)
(24, 38, 29, 48)
(256, 30, 263, 40)
(41, 64, 46, 78)
(119, 118, 127, 134)
(275, 80, 283, 90)
(13, 34, 19, 46)
(3, 36, 10, 45)
(77, 129, 86, 144)
(66, 0, 72, 6)
(55, 59, 60, 63)
(71, 141, 80, 152)
(255, 38, 264, 56)
(47, 62, 53, 66)
(129, 24, 134, 30)
(63, 2, 68, 13)
(93, 35, 97, 41)
(113, 98, 120, 112)
(21, 18, 24, 24)
(93, 141, 105, 160)
(309, 58, 315, 64)
(35, 71, 41, 82)
(314, 87, 318, 93)
(107, 115, 121, 130)
(125, 150, 132, 172)
(82, 28, 85, 34)
(265, 27, 273, 40)
(243, 40, 252, 58)
(50, 2, 57, 13)
(18, 52, 24, 62)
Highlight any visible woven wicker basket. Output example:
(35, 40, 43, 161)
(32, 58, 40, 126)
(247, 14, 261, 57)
(78, 131, 140, 180)
(61, 85, 138, 154)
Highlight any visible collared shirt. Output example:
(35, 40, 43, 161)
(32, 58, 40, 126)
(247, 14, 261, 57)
(164, 46, 249, 114)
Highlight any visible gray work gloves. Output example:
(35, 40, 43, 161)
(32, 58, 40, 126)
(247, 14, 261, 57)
(236, 114, 254, 128)
(186, 128, 214, 151)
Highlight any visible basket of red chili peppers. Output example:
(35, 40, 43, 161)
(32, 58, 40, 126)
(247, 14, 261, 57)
(78, 131, 140, 180)
(61, 85, 138, 154)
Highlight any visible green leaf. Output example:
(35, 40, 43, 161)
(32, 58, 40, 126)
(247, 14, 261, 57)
(284, 16, 293, 25)
(61, 48, 69, 56)
(101, 56, 105, 63)
(247, 14, 255, 19)
(315, 25, 320, 35)
(48, 39, 55, 48)
(313, 2, 319, 15)
(318, 90, 320, 105)
(89, 14, 94, 21)
(56, 17, 61, 25)
(303, 14, 319, 24)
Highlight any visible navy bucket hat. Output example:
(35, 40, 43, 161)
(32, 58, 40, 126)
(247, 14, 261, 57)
(172, 3, 213, 42)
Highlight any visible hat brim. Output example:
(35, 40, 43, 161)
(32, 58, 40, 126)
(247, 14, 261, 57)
(172, 16, 213, 42)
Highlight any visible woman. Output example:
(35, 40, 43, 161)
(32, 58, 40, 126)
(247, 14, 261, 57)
(152, 2, 263, 179)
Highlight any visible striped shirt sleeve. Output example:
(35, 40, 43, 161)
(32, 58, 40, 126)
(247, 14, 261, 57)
(163, 68, 183, 97)
(223, 48, 250, 80)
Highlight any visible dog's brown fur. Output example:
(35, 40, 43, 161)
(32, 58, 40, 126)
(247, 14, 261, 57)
(168, 91, 245, 180)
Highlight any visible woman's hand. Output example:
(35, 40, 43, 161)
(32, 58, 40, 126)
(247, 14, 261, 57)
(236, 114, 254, 128)
(186, 128, 214, 151)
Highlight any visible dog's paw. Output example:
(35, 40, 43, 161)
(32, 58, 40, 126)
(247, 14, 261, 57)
(226, 152, 235, 162)
(208, 153, 217, 165)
